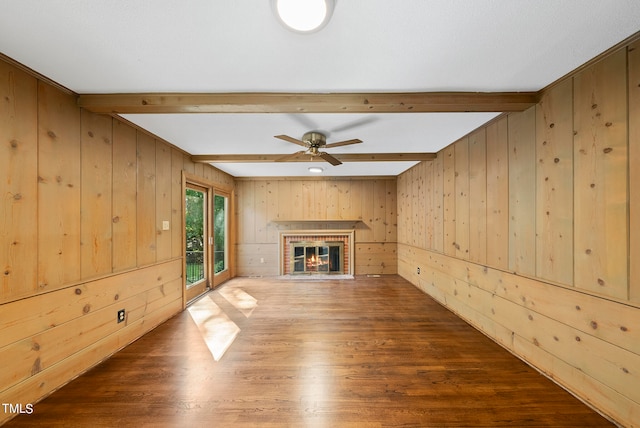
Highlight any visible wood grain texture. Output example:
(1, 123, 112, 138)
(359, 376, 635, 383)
(573, 49, 628, 298)
(78, 91, 538, 114)
(442, 145, 456, 256)
(155, 140, 173, 261)
(37, 81, 81, 291)
(3, 275, 612, 428)
(454, 137, 470, 259)
(0, 260, 183, 424)
(0, 61, 38, 299)
(535, 78, 574, 286)
(1, 58, 235, 425)
(485, 117, 509, 270)
(432, 153, 444, 253)
(395, 41, 639, 427)
(235, 178, 397, 275)
(136, 132, 157, 266)
(508, 107, 537, 276)
(112, 119, 138, 271)
(398, 245, 637, 427)
(468, 129, 487, 264)
(80, 110, 113, 279)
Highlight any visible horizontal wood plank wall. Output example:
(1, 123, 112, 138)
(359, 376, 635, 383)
(0, 58, 234, 425)
(235, 178, 397, 276)
(397, 42, 639, 426)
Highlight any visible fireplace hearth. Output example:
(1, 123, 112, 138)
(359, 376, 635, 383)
(280, 230, 353, 276)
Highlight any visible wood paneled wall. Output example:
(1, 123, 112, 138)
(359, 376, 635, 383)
(0, 58, 234, 424)
(397, 41, 640, 426)
(235, 178, 397, 276)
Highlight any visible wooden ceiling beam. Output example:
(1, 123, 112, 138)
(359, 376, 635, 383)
(78, 92, 537, 114)
(191, 153, 437, 163)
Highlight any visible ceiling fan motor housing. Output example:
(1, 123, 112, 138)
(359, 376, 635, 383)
(303, 131, 327, 147)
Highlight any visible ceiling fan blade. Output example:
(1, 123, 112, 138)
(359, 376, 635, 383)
(324, 138, 363, 149)
(274, 135, 308, 148)
(319, 152, 342, 166)
(330, 116, 378, 133)
(275, 151, 307, 162)
(287, 114, 319, 131)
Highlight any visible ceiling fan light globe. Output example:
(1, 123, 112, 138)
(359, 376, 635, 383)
(273, 0, 334, 33)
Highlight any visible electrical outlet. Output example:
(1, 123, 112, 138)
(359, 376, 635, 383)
(260, 257, 265, 264)
(162, 220, 170, 231)
(417, 267, 421, 275)
(117, 309, 126, 323)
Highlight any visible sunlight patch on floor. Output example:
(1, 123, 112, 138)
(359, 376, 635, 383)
(187, 295, 240, 361)
(218, 287, 258, 318)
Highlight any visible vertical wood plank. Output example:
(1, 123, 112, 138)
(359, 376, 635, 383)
(266, 180, 279, 242)
(326, 181, 339, 220)
(155, 140, 172, 261)
(373, 180, 388, 242)
(182, 154, 195, 175)
(239, 181, 255, 243)
(386, 179, 397, 243)
(136, 132, 157, 266)
(508, 107, 537, 276)
(432, 152, 444, 253)
(442, 145, 456, 256)
(486, 117, 509, 270)
(423, 163, 434, 249)
(469, 129, 487, 264)
(301, 181, 314, 218)
(401, 170, 411, 246)
(112, 120, 138, 271)
(630, 41, 640, 303)
(359, 180, 375, 242)
(396, 173, 408, 244)
(290, 180, 304, 220)
(80, 110, 113, 279)
(455, 137, 470, 259)
(37, 83, 81, 290)
(536, 79, 574, 285)
(314, 180, 327, 219)
(0, 62, 38, 300)
(574, 49, 628, 299)
(254, 180, 268, 242)
(338, 180, 351, 221)
(170, 148, 183, 259)
(276, 180, 292, 224)
(411, 167, 421, 247)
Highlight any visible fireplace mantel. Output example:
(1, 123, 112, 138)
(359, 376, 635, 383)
(279, 230, 355, 276)
(272, 219, 362, 225)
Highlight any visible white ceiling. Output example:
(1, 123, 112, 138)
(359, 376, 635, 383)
(1, 1, 639, 177)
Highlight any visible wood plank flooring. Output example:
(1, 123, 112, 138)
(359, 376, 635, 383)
(4, 275, 613, 427)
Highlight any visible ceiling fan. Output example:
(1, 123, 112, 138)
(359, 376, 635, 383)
(274, 131, 362, 166)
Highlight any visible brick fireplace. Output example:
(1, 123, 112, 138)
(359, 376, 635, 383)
(279, 230, 354, 276)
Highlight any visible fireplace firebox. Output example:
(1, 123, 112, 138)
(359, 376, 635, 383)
(290, 241, 344, 274)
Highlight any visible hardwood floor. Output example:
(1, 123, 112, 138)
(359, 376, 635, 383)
(4, 275, 613, 427)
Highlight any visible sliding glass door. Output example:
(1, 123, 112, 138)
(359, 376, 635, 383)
(213, 191, 230, 286)
(185, 184, 209, 302)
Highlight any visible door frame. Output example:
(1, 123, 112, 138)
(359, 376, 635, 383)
(212, 189, 232, 287)
(184, 181, 211, 304)
(182, 172, 235, 308)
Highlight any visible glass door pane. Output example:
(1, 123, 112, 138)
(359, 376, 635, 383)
(185, 186, 208, 301)
(213, 192, 230, 286)
(318, 246, 329, 272)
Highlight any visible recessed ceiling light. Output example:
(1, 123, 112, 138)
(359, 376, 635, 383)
(308, 166, 324, 173)
(272, 0, 335, 33)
